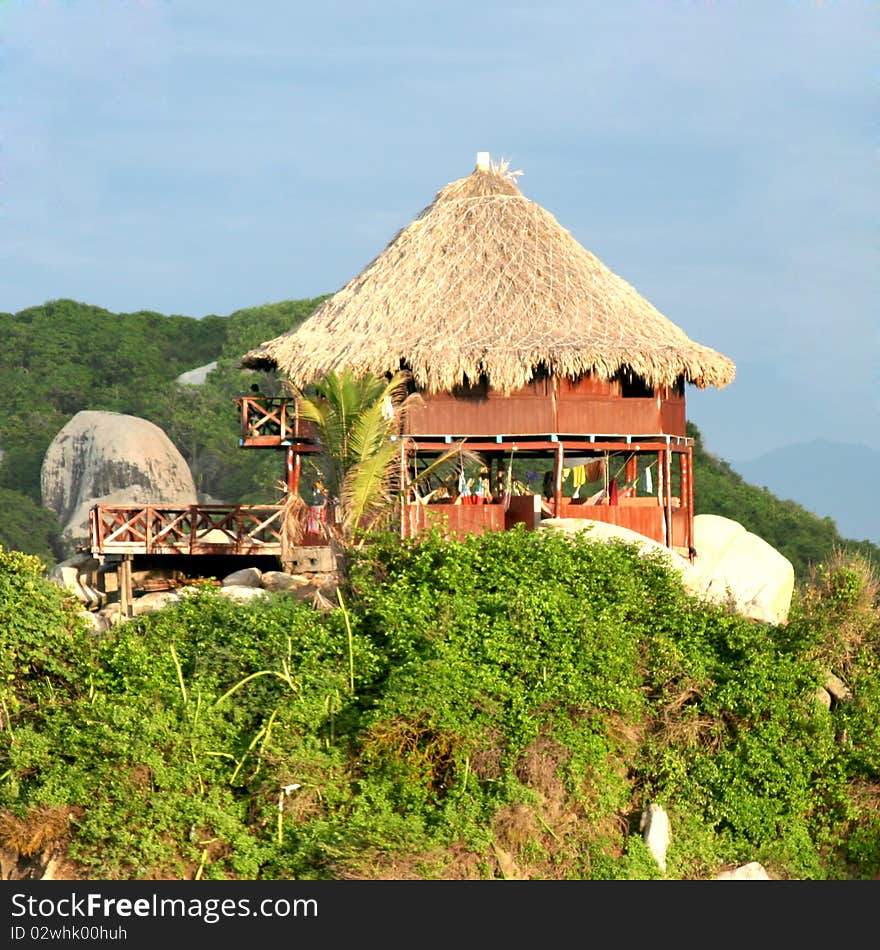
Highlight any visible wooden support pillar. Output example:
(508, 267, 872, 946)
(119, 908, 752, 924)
(677, 448, 690, 558)
(625, 453, 638, 493)
(657, 449, 669, 545)
(118, 556, 133, 620)
(399, 438, 407, 540)
(286, 446, 301, 496)
(685, 444, 695, 562)
(553, 442, 564, 517)
(663, 447, 673, 549)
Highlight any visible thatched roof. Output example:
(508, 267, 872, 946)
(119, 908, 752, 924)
(241, 155, 735, 393)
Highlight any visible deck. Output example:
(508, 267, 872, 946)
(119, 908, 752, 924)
(87, 395, 694, 560)
(88, 503, 324, 557)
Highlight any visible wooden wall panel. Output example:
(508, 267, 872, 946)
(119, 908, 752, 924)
(555, 397, 664, 435)
(556, 501, 666, 544)
(660, 395, 687, 436)
(404, 503, 506, 538)
(406, 392, 555, 435)
(407, 377, 688, 438)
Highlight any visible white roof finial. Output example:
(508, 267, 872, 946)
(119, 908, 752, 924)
(476, 151, 491, 171)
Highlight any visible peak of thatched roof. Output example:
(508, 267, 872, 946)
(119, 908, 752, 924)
(241, 155, 735, 393)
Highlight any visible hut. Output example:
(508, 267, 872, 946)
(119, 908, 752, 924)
(240, 153, 735, 556)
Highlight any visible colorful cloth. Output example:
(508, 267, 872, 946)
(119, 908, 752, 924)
(307, 505, 326, 533)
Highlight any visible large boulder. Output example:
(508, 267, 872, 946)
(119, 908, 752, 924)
(41, 410, 198, 551)
(538, 519, 693, 579)
(538, 513, 794, 626)
(689, 514, 794, 625)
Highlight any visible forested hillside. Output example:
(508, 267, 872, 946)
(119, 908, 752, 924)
(0, 298, 876, 578)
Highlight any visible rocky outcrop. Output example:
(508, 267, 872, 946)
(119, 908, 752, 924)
(539, 519, 692, 576)
(689, 514, 794, 625)
(41, 411, 198, 552)
(65, 563, 340, 629)
(539, 513, 795, 625)
(175, 361, 217, 386)
(47, 553, 105, 610)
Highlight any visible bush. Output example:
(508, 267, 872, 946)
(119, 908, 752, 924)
(1, 533, 878, 879)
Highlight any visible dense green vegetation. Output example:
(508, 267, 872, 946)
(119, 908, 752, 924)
(1, 297, 877, 579)
(1, 531, 878, 880)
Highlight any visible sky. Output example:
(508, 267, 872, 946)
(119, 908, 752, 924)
(1, 0, 877, 467)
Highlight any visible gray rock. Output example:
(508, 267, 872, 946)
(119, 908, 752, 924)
(640, 803, 670, 873)
(175, 361, 217, 386)
(41, 411, 197, 552)
(814, 687, 832, 710)
(716, 861, 770, 880)
(78, 610, 109, 633)
(690, 514, 794, 625)
(261, 571, 312, 592)
(222, 567, 263, 588)
(48, 553, 104, 609)
(130, 591, 181, 616)
(823, 672, 852, 703)
(539, 514, 794, 626)
(96, 606, 127, 627)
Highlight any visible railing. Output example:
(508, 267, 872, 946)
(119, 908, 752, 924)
(237, 396, 319, 446)
(89, 504, 289, 556)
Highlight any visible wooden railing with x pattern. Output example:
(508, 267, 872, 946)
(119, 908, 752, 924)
(237, 395, 319, 448)
(88, 504, 288, 556)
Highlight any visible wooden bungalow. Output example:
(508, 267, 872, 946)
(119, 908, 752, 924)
(239, 153, 735, 557)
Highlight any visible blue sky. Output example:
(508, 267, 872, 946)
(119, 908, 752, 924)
(2, 0, 877, 465)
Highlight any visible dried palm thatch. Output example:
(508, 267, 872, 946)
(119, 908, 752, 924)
(241, 156, 735, 393)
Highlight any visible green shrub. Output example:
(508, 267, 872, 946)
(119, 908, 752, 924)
(1, 533, 878, 879)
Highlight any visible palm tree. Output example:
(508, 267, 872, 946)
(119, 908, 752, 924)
(280, 368, 479, 569)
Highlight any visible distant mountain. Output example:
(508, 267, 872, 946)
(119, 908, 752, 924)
(734, 440, 880, 546)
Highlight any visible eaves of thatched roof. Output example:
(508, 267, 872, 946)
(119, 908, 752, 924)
(241, 156, 736, 393)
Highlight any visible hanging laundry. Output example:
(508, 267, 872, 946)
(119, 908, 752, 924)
(608, 477, 619, 506)
(571, 465, 586, 498)
(644, 465, 653, 494)
(584, 458, 605, 483)
(307, 505, 325, 533)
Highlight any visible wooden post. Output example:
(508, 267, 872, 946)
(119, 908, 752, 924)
(240, 397, 250, 440)
(118, 556, 133, 619)
(656, 449, 665, 545)
(686, 443, 695, 561)
(399, 438, 407, 540)
(664, 446, 673, 549)
(625, 453, 638, 494)
(553, 443, 564, 517)
(286, 446, 301, 496)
